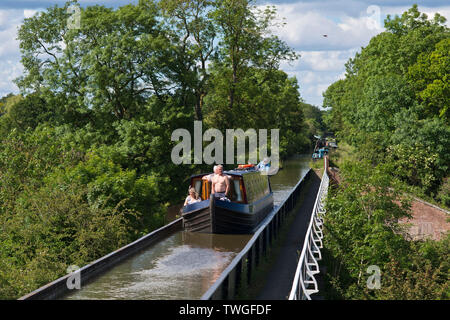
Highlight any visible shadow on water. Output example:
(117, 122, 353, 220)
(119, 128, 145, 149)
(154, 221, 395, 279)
(64, 154, 310, 300)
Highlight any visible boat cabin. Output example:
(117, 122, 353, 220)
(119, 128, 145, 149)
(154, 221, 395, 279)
(189, 170, 271, 204)
(182, 169, 274, 234)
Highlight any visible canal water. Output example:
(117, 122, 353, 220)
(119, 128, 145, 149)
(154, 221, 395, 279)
(64, 155, 311, 300)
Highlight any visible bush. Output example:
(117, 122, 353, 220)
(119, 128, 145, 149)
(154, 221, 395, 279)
(322, 159, 449, 299)
(436, 177, 450, 208)
(60, 150, 167, 233)
(0, 182, 137, 299)
(0, 125, 166, 299)
(386, 144, 442, 195)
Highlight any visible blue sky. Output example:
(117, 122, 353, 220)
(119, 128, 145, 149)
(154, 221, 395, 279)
(0, 1, 449, 106)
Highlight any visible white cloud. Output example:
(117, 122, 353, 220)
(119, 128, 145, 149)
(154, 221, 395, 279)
(0, 10, 26, 97)
(0, 1, 449, 106)
(268, 2, 450, 107)
(282, 69, 346, 106)
(23, 9, 38, 18)
(0, 60, 23, 96)
(270, 3, 384, 51)
(280, 48, 359, 106)
(381, 5, 450, 26)
(0, 10, 8, 27)
(265, 1, 384, 106)
(281, 49, 358, 72)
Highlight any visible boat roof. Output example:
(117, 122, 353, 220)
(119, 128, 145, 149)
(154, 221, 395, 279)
(225, 169, 261, 176)
(190, 169, 262, 179)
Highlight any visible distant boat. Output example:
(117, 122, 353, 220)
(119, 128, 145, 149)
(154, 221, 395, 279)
(313, 146, 329, 158)
(328, 141, 338, 148)
(312, 135, 328, 159)
(182, 169, 274, 234)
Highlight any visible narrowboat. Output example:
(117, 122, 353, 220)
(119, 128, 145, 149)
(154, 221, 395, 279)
(181, 169, 274, 234)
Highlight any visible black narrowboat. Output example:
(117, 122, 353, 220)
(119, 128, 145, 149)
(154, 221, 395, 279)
(181, 169, 274, 234)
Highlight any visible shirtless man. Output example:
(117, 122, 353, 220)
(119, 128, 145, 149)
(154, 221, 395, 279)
(202, 165, 218, 182)
(211, 165, 230, 198)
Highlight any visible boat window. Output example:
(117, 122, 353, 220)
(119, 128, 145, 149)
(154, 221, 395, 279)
(191, 177, 209, 200)
(262, 176, 269, 196)
(202, 179, 211, 200)
(244, 173, 270, 203)
(232, 179, 243, 202)
(193, 179, 202, 196)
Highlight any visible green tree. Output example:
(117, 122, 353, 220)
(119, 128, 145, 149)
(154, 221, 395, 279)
(205, 0, 297, 129)
(1, 0, 316, 299)
(323, 160, 411, 299)
(322, 5, 449, 200)
(17, 0, 175, 128)
(0, 93, 58, 135)
(408, 38, 450, 121)
(323, 159, 449, 299)
(160, 0, 216, 120)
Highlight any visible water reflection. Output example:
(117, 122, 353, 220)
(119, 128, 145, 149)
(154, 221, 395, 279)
(270, 155, 311, 205)
(64, 155, 310, 300)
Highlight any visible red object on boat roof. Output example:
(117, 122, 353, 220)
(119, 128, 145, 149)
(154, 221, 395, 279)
(238, 164, 255, 169)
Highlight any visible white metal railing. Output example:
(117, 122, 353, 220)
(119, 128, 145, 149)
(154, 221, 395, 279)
(288, 157, 329, 300)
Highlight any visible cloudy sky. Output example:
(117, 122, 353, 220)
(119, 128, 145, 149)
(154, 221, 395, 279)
(0, 1, 449, 107)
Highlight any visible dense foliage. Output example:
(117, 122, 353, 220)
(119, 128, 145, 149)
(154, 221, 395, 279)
(0, 0, 322, 299)
(323, 5, 449, 204)
(322, 6, 449, 299)
(323, 159, 449, 299)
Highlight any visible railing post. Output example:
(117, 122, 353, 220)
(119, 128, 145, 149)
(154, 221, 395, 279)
(269, 220, 273, 245)
(263, 227, 267, 257)
(255, 236, 260, 267)
(222, 275, 229, 299)
(235, 260, 242, 295)
(247, 247, 253, 285)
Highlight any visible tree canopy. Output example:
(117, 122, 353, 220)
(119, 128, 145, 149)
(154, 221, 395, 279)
(321, 5, 450, 300)
(0, 0, 321, 299)
(323, 4, 449, 199)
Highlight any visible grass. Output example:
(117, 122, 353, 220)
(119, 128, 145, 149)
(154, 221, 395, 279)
(309, 158, 324, 170)
(309, 143, 353, 171)
(328, 143, 355, 168)
(329, 142, 450, 211)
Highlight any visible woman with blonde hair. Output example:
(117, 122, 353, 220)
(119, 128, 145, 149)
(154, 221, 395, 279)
(184, 187, 201, 206)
